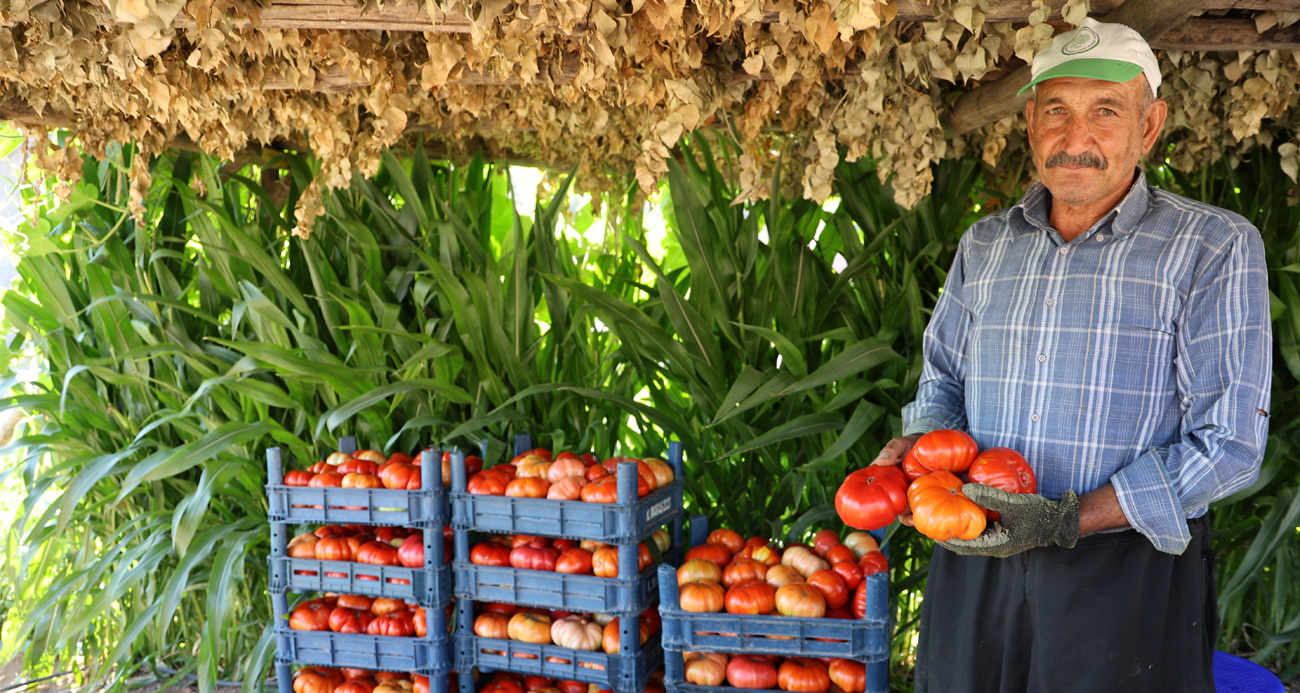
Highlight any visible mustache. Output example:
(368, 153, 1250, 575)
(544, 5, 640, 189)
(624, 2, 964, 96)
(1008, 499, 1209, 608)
(1045, 151, 1108, 169)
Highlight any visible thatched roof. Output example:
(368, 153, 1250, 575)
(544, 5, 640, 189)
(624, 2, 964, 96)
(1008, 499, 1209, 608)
(3, 0, 1299, 235)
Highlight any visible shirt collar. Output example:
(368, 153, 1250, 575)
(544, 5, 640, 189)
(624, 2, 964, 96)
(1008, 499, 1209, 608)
(1014, 168, 1152, 239)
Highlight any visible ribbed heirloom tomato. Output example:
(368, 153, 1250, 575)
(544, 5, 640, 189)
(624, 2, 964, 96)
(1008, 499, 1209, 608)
(828, 659, 866, 693)
(724, 579, 776, 615)
(904, 428, 980, 479)
(906, 470, 988, 541)
(967, 447, 1038, 521)
(471, 542, 511, 567)
(778, 658, 831, 693)
(835, 465, 909, 531)
(726, 656, 778, 689)
(684, 652, 728, 686)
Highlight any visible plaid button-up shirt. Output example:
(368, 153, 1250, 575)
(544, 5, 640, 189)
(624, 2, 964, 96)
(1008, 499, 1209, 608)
(903, 170, 1272, 554)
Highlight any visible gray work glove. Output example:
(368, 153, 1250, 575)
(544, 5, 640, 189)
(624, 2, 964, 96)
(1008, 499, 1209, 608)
(939, 484, 1080, 558)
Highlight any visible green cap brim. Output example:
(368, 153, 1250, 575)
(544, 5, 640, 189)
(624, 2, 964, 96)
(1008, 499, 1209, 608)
(1017, 59, 1145, 96)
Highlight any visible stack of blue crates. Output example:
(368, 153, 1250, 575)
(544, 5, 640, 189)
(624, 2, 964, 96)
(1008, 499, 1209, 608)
(451, 434, 686, 693)
(266, 436, 455, 693)
(657, 516, 891, 693)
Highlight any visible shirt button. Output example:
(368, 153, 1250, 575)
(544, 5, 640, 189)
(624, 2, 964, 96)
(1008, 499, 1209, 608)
(1037, 354, 1047, 362)
(1058, 247, 1068, 255)
(1031, 414, 1040, 422)
(1045, 298, 1055, 306)
(1097, 234, 1106, 242)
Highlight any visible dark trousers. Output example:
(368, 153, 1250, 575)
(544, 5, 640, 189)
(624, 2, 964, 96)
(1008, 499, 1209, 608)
(914, 515, 1217, 693)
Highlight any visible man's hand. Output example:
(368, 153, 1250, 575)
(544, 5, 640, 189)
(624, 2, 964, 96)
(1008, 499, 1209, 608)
(870, 434, 921, 525)
(939, 484, 1080, 558)
(873, 434, 921, 467)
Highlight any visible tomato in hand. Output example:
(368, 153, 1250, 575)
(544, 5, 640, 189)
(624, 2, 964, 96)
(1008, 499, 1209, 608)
(907, 429, 979, 476)
(906, 470, 987, 541)
(835, 465, 909, 530)
(967, 447, 1037, 520)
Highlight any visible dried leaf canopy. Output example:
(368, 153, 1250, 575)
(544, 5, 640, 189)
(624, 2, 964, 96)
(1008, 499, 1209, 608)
(3, 1, 1299, 236)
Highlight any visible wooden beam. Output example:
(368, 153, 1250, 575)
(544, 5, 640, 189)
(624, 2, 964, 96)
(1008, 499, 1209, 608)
(1152, 15, 1300, 50)
(946, 0, 1207, 136)
(175, 0, 1300, 34)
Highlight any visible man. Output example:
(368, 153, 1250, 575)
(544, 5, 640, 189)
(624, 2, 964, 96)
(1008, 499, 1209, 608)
(873, 18, 1272, 693)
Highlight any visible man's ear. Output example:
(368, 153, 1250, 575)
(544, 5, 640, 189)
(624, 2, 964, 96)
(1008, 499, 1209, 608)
(1025, 98, 1037, 149)
(1140, 99, 1168, 155)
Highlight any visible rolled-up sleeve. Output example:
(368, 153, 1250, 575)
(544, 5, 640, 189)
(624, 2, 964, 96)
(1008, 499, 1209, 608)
(1111, 225, 1272, 554)
(903, 236, 973, 437)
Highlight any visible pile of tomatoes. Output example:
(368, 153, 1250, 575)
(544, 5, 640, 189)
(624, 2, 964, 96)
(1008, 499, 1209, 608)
(471, 602, 662, 655)
(465, 448, 675, 503)
(288, 594, 445, 638)
(283, 448, 486, 490)
(835, 429, 1038, 541)
(478, 669, 664, 693)
(287, 524, 452, 577)
(674, 528, 886, 620)
(292, 667, 438, 693)
(682, 653, 867, 693)
(468, 530, 670, 577)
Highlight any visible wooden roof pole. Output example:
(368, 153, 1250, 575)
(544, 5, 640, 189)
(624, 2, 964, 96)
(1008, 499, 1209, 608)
(945, 0, 1207, 136)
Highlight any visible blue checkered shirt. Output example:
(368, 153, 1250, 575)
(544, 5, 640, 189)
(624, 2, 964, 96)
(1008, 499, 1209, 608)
(902, 170, 1272, 554)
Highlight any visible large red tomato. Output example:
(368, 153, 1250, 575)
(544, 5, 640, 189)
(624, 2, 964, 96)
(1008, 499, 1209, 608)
(356, 541, 400, 567)
(284, 470, 314, 486)
(366, 613, 415, 637)
(907, 429, 979, 477)
(777, 658, 831, 693)
(474, 612, 510, 639)
(328, 607, 374, 634)
(290, 601, 332, 631)
(967, 447, 1037, 520)
(467, 470, 510, 496)
(707, 529, 744, 555)
(470, 542, 511, 567)
(724, 580, 776, 615)
(294, 668, 344, 693)
(834, 465, 909, 531)
(684, 543, 732, 568)
(722, 558, 767, 588)
(805, 569, 849, 609)
(906, 470, 987, 541)
(378, 462, 420, 490)
(398, 535, 425, 569)
(554, 548, 593, 575)
(726, 656, 778, 689)
(509, 545, 560, 572)
(828, 659, 866, 693)
(831, 560, 864, 591)
(579, 477, 619, 503)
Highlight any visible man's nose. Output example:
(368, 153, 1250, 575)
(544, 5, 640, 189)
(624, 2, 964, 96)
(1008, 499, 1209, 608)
(1061, 115, 1094, 152)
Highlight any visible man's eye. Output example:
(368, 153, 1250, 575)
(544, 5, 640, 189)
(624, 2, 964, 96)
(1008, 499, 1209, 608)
(1099, 108, 1117, 116)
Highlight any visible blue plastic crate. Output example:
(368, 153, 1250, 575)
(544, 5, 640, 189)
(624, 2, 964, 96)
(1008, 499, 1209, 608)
(270, 519, 452, 607)
(449, 441, 685, 543)
(662, 655, 886, 693)
(274, 664, 454, 693)
(451, 542, 683, 614)
(454, 633, 662, 693)
(266, 445, 449, 528)
(656, 516, 891, 661)
(275, 628, 453, 675)
(271, 558, 453, 608)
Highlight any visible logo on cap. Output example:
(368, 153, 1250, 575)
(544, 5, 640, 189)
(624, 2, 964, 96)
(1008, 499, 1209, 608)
(1062, 27, 1100, 55)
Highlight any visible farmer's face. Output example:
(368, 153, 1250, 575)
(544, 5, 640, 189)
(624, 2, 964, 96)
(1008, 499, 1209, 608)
(1026, 75, 1167, 209)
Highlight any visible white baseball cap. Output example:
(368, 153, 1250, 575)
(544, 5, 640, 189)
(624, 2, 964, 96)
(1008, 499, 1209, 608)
(1018, 17, 1161, 98)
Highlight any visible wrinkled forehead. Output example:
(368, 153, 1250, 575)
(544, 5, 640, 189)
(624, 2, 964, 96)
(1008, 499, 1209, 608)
(1034, 74, 1148, 105)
